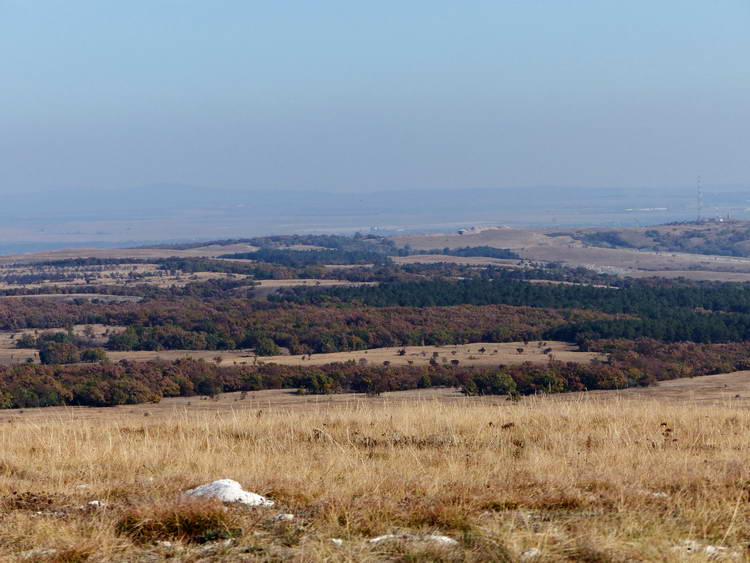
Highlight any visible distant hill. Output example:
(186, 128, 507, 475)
(556, 220, 750, 258)
(1, 184, 749, 251)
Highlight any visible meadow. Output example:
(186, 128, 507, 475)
(1, 390, 748, 561)
(3, 231, 750, 560)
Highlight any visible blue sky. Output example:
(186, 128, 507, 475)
(1, 0, 748, 194)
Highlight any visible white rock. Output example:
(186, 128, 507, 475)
(423, 534, 459, 545)
(369, 534, 399, 544)
(368, 533, 458, 546)
(273, 513, 294, 521)
(671, 540, 740, 559)
(87, 500, 105, 508)
(20, 549, 59, 560)
(521, 547, 542, 560)
(330, 538, 344, 546)
(183, 479, 274, 507)
(75, 484, 91, 490)
(197, 539, 236, 555)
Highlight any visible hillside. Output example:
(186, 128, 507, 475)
(393, 222, 750, 281)
(558, 220, 750, 257)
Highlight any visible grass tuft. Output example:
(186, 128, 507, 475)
(115, 498, 241, 544)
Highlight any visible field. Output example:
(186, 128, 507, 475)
(5, 229, 750, 560)
(251, 279, 377, 299)
(262, 341, 602, 368)
(0, 263, 243, 291)
(1, 380, 749, 561)
(393, 255, 523, 267)
(392, 225, 750, 281)
(0, 243, 260, 266)
(0, 340, 599, 369)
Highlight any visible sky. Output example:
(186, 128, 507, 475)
(1, 0, 748, 195)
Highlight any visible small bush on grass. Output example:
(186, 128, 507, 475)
(115, 498, 241, 544)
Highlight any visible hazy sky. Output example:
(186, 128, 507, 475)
(1, 0, 748, 195)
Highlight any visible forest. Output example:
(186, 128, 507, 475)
(3, 337, 750, 408)
(6, 232, 750, 408)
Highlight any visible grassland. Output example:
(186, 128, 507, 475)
(0, 243, 260, 266)
(262, 341, 602, 368)
(4, 229, 750, 560)
(1, 386, 749, 561)
(0, 339, 600, 369)
(392, 225, 750, 281)
(0, 263, 242, 291)
(392, 255, 523, 267)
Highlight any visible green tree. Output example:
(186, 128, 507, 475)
(39, 341, 80, 365)
(81, 348, 108, 363)
(254, 337, 280, 356)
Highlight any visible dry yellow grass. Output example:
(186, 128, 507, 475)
(0, 340, 597, 368)
(0, 325, 125, 366)
(0, 265, 241, 291)
(392, 227, 750, 280)
(264, 341, 602, 368)
(0, 243, 259, 266)
(392, 255, 523, 267)
(1, 395, 749, 561)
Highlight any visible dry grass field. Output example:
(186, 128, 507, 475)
(0, 243, 259, 266)
(251, 279, 377, 299)
(0, 340, 599, 369)
(392, 255, 523, 267)
(101, 341, 599, 368)
(0, 325, 123, 366)
(0, 263, 243, 291)
(392, 227, 750, 281)
(1, 385, 749, 561)
(264, 341, 601, 368)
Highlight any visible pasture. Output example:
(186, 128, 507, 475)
(263, 341, 601, 369)
(1, 381, 749, 560)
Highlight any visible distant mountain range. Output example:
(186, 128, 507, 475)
(0, 184, 748, 254)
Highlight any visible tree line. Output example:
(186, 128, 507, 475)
(3, 338, 750, 408)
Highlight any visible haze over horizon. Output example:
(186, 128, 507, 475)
(2, 0, 748, 198)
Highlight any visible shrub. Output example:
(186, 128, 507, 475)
(80, 347, 107, 363)
(38, 341, 80, 365)
(462, 371, 517, 396)
(254, 337, 280, 356)
(15, 333, 37, 349)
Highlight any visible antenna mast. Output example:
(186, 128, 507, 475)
(696, 176, 703, 222)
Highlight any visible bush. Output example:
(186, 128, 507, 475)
(462, 371, 517, 396)
(38, 341, 80, 365)
(80, 347, 107, 363)
(15, 333, 37, 349)
(254, 337, 280, 356)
